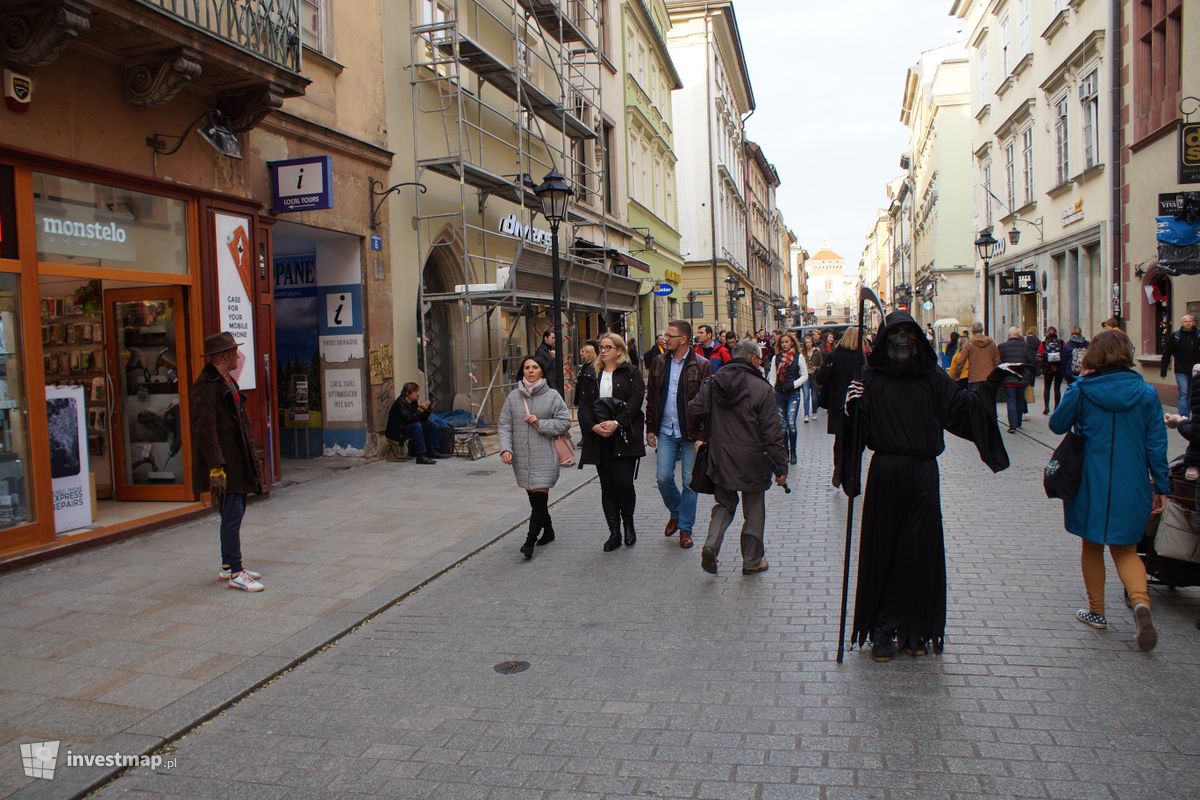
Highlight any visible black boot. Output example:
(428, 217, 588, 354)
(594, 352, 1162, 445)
(522, 492, 543, 559)
(620, 494, 637, 547)
(533, 493, 554, 545)
(602, 496, 622, 552)
(622, 515, 637, 547)
(520, 533, 536, 559)
(788, 431, 798, 465)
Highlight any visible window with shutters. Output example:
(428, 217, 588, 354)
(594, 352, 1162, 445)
(1004, 141, 1016, 211)
(1021, 126, 1034, 205)
(1132, 0, 1182, 143)
(1080, 70, 1101, 169)
(1054, 94, 1070, 185)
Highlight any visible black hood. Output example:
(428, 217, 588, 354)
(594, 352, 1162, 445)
(866, 311, 938, 372)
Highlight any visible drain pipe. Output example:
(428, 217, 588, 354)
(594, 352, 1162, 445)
(1109, 0, 1123, 329)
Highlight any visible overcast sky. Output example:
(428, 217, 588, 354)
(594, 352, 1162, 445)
(735, 1, 964, 277)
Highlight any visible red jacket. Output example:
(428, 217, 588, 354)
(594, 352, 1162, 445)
(694, 343, 731, 371)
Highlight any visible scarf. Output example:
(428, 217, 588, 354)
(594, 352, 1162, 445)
(776, 349, 795, 386)
(522, 378, 545, 394)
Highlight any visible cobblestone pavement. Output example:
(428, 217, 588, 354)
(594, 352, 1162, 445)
(77, 410, 1200, 800)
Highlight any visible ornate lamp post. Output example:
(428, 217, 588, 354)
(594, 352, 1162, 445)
(974, 229, 1000, 335)
(534, 169, 574, 393)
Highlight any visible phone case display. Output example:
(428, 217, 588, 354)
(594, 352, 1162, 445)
(46, 384, 91, 533)
(115, 298, 182, 485)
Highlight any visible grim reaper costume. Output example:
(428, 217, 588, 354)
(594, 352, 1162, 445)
(842, 312, 1009, 661)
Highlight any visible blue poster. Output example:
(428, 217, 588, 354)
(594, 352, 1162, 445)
(274, 254, 320, 431)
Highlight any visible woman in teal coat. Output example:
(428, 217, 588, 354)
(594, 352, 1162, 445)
(1049, 330, 1169, 651)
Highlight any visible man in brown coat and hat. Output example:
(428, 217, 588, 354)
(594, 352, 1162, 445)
(191, 332, 264, 592)
(687, 339, 788, 575)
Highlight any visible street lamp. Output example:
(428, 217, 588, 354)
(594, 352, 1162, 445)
(724, 274, 738, 334)
(534, 169, 573, 394)
(974, 229, 1000, 335)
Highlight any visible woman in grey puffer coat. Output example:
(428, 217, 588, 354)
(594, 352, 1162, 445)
(500, 356, 572, 559)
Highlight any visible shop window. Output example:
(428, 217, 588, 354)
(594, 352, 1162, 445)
(0, 273, 32, 530)
(32, 174, 188, 273)
(0, 165, 17, 261)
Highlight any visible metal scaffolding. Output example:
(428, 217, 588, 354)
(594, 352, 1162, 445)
(409, 0, 628, 422)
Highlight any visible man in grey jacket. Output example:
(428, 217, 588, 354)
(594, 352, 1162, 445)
(687, 339, 789, 575)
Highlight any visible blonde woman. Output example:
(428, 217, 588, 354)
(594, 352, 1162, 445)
(578, 333, 646, 551)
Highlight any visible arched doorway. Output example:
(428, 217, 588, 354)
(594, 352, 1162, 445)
(418, 246, 461, 410)
(1139, 264, 1171, 355)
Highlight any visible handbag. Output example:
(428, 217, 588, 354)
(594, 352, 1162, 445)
(522, 396, 575, 467)
(1043, 387, 1087, 500)
(1153, 499, 1200, 564)
(688, 381, 716, 495)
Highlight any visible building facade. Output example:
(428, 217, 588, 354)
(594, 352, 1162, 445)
(0, 0, 392, 561)
(954, 0, 1116, 339)
(900, 42, 977, 337)
(1118, 0, 1195, 400)
(623, 0, 685, 348)
(666, 0, 754, 334)
(805, 247, 852, 323)
(744, 140, 781, 332)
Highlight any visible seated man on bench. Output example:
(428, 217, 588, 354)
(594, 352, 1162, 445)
(385, 382, 451, 465)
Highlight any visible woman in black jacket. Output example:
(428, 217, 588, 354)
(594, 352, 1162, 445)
(817, 326, 863, 488)
(579, 332, 646, 551)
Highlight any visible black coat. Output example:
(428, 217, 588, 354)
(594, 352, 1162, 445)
(1162, 328, 1199, 377)
(686, 361, 787, 491)
(190, 363, 261, 496)
(573, 361, 597, 408)
(385, 396, 429, 441)
(534, 342, 559, 391)
(819, 346, 863, 436)
(996, 338, 1034, 386)
(578, 361, 645, 464)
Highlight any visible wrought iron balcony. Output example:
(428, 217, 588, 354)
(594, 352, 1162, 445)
(134, 0, 302, 73)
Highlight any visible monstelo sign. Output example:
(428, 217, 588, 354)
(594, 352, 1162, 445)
(1180, 122, 1200, 185)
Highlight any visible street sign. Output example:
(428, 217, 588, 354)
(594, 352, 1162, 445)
(922, 300, 933, 311)
(683, 301, 703, 318)
(653, 283, 673, 296)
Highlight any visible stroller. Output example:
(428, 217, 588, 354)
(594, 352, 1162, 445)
(1137, 457, 1200, 592)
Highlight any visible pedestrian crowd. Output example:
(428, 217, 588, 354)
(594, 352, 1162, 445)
(193, 308, 1197, 657)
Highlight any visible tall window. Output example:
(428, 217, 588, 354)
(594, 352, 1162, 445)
(1081, 70, 1101, 168)
(1021, 126, 1034, 205)
(1000, 15, 1011, 74)
(978, 44, 989, 104)
(602, 121, 615, 214)
(1018, 0, 1031, 55)
(1054, 95, 1070, 184)
(301, 0, 327, 53)
(982, 161, 993, 227)
(1133, 0, 1182, 141)
(1004, 141, 1016, 211)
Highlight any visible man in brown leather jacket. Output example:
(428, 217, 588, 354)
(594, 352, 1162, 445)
(190, 332, 264, 592)
(645, 320, 711, 549)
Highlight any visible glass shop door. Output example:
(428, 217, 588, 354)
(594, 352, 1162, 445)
(104, 286, 191, 501)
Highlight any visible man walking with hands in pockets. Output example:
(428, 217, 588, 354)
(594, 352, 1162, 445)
(687, 338, 788, 575)
(646, 320, 712, 549)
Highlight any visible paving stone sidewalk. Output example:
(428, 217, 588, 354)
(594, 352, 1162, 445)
(87, 409, 1200, 800)
(0, 443, 595, 799)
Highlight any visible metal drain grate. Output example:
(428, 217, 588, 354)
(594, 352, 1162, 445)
(493, 660, 530, 674)
(465, 470, 494, 476)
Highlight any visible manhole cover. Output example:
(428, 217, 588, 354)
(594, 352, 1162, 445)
(465, 470, 493, 476)
(493, 660, 530, 674)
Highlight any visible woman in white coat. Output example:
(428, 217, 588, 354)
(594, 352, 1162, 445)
(500, 356, 572, 559)
(768, 331, 809, 465)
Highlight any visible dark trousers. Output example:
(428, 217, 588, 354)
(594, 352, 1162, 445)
(219, 492, 247, 573)
(1004, 386, 1024, 430)
(1043, 373, 1063, 411)
(704, 487, 766, 569)
(526, 490, 551, 540)
(399, 420, 442, 455)
(596, 441, 638, 523)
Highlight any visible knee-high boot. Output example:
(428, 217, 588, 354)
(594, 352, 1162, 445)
(602, 493, 622, 552)
(787, 428, 798, 464)
(534, 492, 554, 546)
(619, 491, 637, 547)
(521, 492, 541, 559)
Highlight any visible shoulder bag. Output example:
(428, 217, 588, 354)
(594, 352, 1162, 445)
(523, 395, 575, 467)
(1043, 387, 1087, 500)
(689, 382, 716, 495)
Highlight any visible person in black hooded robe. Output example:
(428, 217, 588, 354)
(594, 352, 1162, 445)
(842, 311, 1011, 662)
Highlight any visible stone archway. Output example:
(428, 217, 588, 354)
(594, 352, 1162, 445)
(1139, 264, 1171, 356)
(418, 241, 465, 411)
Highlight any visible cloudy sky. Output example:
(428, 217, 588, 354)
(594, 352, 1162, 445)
(734, 1, 965, 275)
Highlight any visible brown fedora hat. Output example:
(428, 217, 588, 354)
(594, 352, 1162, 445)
(202, 331, 240, 357)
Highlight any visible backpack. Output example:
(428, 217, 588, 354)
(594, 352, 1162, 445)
(1044, 339, 1062, 366)
(1069, 343, 1088, 375)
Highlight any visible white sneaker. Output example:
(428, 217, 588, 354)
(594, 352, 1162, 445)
(228, 571, 264, 592)
(219, 567, 262, 580)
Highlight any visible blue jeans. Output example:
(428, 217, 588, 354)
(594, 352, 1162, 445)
(1004, 387, 1023, 430)
(775, 391, 800, 455)
(219, 492, 246, 574)
(655, 433, 697, 533)
(799, 381, 815, 416)
(400, 420, 442, 454)
(1175, 372, 1192, 417)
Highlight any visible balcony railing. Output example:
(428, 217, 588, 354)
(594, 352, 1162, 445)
(135, 0, 302, 73)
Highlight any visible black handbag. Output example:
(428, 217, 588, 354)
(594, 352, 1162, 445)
(688, 382, 716, 495)
(1044, 388, 1087, 500)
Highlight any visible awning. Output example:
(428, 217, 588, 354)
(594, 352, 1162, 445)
(511, 243, 640, 313)
(615, 252, 651, 273)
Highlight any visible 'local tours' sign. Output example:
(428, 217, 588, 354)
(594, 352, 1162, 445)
(498, 214, 552, 247)
(269, 156, 334, 213)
